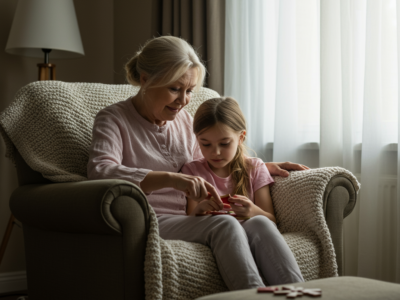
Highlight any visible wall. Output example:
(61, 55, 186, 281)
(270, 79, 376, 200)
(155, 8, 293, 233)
(0, 0, 118, 292)
(113, 0, 154, 84)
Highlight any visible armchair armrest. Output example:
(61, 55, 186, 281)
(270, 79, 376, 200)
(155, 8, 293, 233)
(271, 167, 360, 276)
(322, 174, 358, 276)
(10, 179, 151, 299)
(10, 179, 150, 235)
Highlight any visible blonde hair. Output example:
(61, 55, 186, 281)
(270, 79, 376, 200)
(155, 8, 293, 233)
(125, 36, 206, 92)
(193, 97, 252, 198)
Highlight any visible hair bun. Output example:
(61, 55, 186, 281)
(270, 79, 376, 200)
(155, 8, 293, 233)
(124, 36, 206, 89)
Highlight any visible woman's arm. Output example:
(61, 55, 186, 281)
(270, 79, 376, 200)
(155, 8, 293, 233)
(141, 171, 222, 205)
(139, 171, 176, 193)
(186, 196, 224, 216)
(265, 161, 310, 177)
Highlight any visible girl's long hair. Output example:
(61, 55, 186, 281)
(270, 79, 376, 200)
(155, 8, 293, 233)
(193, 97, 251, 198)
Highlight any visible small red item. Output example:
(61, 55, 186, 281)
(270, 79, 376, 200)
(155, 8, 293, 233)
(207, 192, 232, 204)
(220, 194, 231, 204)
(257, 287, 279, 293)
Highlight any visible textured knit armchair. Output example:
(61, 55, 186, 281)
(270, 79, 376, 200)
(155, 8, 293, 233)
(0, 81, 360, 300)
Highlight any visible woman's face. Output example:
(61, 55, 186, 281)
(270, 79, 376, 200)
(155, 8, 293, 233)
(142, 68, 198, 126)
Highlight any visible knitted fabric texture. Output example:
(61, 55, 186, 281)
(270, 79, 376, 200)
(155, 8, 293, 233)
(0, 81, 219, 182)
(0, 81, 361, 300)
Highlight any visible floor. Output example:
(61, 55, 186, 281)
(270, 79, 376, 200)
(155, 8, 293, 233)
(0, 290, 28, 300)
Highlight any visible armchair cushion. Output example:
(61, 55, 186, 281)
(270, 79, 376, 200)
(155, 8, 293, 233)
(144, 167, 360, 300)
(272, 168, 360, 280)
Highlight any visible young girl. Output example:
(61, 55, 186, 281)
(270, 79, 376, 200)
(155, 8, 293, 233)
(181, 97, 304, 285)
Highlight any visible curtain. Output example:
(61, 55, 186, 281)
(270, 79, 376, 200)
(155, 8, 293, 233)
(152, 0, 225, 95)
(225, 0, 399, 283)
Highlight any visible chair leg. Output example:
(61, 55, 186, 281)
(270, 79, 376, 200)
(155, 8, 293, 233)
(0, 214, 16, 266)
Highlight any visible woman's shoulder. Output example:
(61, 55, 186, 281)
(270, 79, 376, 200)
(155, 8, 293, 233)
(95, 98, 132, 119)
(176, 107, 194, 125)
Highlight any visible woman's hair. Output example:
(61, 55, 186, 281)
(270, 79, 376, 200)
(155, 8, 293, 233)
(193, 97, 251, 198)
(125, 36, 206, 92)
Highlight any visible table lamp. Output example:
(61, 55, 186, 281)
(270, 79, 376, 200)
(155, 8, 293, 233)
(5, 0, 85, 80)
(0, 0, 84, 270)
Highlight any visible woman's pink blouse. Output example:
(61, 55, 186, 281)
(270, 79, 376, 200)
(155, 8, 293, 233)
(87, 98, 202, 216)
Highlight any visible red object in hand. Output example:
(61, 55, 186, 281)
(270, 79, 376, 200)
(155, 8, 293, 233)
(220, 194, 231, 204)
(207, 192, 231, 203)
(207, 192, 232, 205)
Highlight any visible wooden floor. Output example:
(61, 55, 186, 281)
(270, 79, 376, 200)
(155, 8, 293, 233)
(0, 291, 28, 300)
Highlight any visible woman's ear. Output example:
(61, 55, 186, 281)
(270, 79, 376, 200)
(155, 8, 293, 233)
(140, 73, 148, 86)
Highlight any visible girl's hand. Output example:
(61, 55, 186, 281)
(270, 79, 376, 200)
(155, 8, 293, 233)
(227, 195, 263, 218)
(265, 161, 310, 177)
(171, 173, 222, 204)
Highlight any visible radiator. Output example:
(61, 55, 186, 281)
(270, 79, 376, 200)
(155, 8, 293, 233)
(344, 175, 398, 282)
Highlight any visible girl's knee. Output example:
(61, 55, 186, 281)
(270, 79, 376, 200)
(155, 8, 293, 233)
(244, 215, 278, 235)
(213, 216, 246, 234)
(216, 215, 242, 228)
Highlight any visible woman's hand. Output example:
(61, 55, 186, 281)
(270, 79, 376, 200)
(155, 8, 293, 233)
(265, 161, 310, 177)
(191, 197, 225, 216)
(171, 173, 222, 204)
(227, 195, 263, 219)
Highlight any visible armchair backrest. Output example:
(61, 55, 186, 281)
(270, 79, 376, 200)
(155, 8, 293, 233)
(0, 81, 219, 186)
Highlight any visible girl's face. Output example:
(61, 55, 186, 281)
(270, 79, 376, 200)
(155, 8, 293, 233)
(140, 68, 198, 126)
(197, 123, 245, 175)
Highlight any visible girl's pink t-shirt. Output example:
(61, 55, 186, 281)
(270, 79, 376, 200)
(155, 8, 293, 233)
(181, 157, 274, 202)
(87, 97, 203, 216)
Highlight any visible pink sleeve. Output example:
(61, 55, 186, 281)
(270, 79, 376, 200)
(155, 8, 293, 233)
(186, 113, 203, 161)
(87, 110, 152, 188)
(192, 141, 203, 160)
(252, 158, 275, 193)
(181, 163, 194, 176)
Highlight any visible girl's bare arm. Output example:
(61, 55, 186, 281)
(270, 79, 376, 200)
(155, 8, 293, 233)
(254, 185, 276, 223)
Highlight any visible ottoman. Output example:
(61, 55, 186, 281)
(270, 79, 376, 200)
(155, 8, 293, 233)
(196, 276, 400, 300)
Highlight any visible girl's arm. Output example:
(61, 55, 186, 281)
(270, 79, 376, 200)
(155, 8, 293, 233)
(227, 186, 276, 223)
(254, 185, 276, 223)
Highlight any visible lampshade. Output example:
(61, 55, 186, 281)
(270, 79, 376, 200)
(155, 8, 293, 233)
(5, 0, 84, 59)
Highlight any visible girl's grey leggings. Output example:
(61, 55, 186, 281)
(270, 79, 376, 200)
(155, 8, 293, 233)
(157, 214, 304, 291)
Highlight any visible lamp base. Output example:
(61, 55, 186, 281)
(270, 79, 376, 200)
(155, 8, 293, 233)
(38, 63, 56, 81)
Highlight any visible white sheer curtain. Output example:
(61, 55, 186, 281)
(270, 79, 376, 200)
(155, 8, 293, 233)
(225, 0, 399, 283)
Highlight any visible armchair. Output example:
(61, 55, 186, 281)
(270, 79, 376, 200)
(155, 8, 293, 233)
(0, 81, 360, 300)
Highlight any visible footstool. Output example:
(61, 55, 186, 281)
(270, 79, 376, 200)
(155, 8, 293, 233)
(196, 276, 400, 300)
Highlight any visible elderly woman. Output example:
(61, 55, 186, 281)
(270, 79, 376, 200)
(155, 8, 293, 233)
(87, 36, 307, 290)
